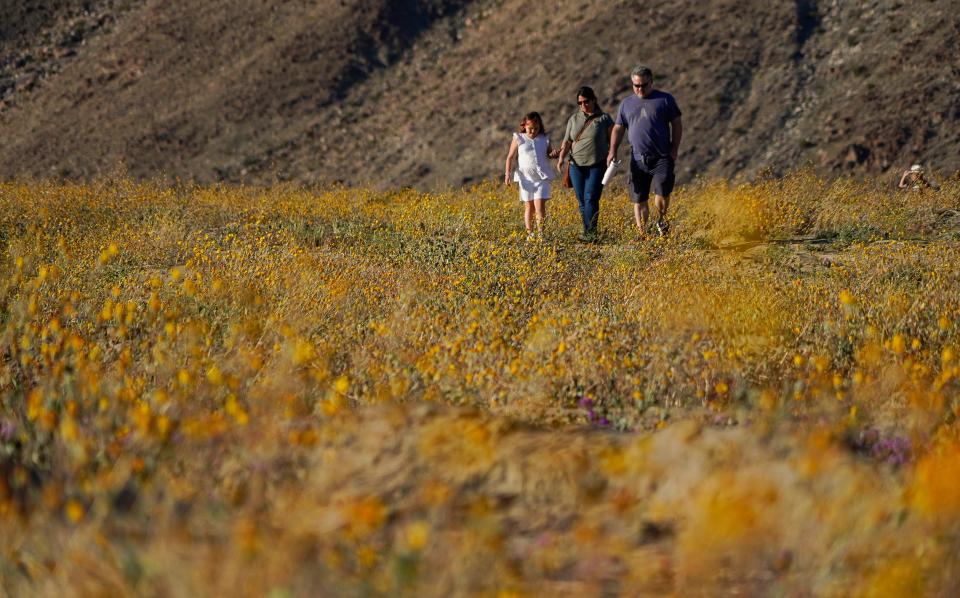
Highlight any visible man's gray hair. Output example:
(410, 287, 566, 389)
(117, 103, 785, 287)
(631, 65, 654, 80)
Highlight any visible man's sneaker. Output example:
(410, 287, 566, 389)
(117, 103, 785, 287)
(656, 220, 670, 237)
(526, 231, 536, 242)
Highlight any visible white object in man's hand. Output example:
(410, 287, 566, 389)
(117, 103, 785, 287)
(602, 160, 620, 186)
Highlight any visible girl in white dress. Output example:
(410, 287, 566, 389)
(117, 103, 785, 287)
(503, 112, 559, 240)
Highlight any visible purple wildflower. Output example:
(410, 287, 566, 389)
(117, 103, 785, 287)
(0, 418, 15, 442)
(872, 435, 912, 466)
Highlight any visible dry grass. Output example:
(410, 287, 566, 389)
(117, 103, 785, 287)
(1, 172, 960, 595)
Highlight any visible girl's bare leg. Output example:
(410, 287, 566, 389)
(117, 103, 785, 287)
(534, 198, 547, 237)
(524, 201, 535, 233)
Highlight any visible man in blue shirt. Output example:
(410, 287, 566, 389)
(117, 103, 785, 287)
(607, 66, 683, 236)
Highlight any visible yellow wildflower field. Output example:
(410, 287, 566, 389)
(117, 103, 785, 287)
(1, 172, 959, 595)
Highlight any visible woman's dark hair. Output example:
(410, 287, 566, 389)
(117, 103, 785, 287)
(576, 86, 597, 102)
(518, 111, 547, 135)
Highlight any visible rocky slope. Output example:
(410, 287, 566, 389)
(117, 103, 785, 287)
(1, 0, 957, 187)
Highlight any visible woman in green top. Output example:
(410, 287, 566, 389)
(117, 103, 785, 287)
(556, 86, 614, 241)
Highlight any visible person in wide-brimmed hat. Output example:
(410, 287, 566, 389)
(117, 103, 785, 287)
(898, 163, 939, 191)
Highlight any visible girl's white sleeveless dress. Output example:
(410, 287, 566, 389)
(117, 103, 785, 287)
(513, 132, 556, 201)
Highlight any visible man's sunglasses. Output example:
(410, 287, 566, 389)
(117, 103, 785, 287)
(577, 100, 592, 106)
(633, 81, 650, 89)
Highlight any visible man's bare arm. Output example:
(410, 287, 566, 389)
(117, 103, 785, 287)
(670, 116, 683, 161)
(607, 124, 625, 165)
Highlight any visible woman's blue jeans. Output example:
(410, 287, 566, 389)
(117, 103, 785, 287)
(568, 162, 604, 235)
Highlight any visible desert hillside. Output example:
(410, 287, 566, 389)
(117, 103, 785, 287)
(1, 0, 958, 187)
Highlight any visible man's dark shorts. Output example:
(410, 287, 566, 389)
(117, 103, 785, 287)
(627, 155, 675, 204)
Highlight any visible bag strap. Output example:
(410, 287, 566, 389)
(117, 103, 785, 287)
(567, 114, 600, 167)
(573, 114, 600, 144)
